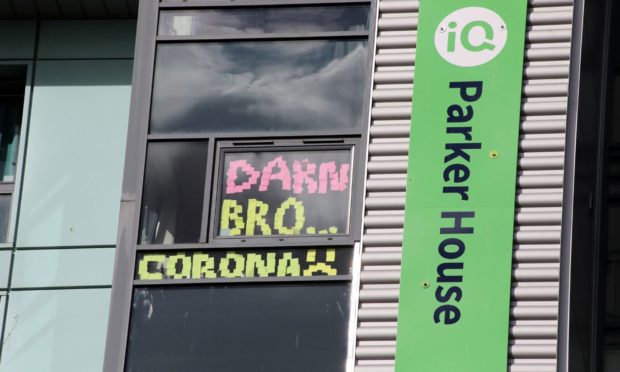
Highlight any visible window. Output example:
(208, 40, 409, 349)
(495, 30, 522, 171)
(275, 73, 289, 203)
(0, 65, 27, 243)
(213, 142, 357, 242)
(150, 40, 368, 133)
(108, 2, 376, 371)
(125, 283, 351, 372)
(158, 6, 370, 36)
(139, 141, 209, 244)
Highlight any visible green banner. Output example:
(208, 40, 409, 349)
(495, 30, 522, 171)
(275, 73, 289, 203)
(395, 1, 527, 371)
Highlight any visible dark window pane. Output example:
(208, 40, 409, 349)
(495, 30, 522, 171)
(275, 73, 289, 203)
(139, 142, 208, 244)
(150, 41, 367, 133)
(0, 195, 11, 242)
(125, 284, 350, 372)
(158, 6, 370, 36)
(217, 149, 352, 238)
(0, 65, 26, 182)
(134, 248, 353, 280)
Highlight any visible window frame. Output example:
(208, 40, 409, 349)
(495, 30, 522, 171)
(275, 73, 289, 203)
(0, 61, 33, 247)
(138, 139, 212, 245)
(157, 4, 371, 37)
(124, 281, 355, 372)
(104, 1, 377, 371)
(148, 37, 372, 137)
(209, 138, 362, 247)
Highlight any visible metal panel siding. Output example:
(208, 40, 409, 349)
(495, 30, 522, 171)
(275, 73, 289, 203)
(356, 1, 573, 371)
(3, 0, 138, 18)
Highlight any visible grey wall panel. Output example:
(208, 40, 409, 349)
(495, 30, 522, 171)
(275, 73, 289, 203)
(0, 21, 36, 59)
(38, 20, 136, 59)
(355, 0, 573, 371)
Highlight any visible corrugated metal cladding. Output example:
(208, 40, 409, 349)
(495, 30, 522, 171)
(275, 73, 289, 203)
(356, 0, 573, 371)
(0, 0, 138, 18)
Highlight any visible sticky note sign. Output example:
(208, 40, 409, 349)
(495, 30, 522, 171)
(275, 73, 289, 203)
(135, 247, 353, 281)
(218, 149, 353, 238)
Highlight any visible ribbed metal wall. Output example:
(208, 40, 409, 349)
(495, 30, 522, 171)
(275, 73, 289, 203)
(355, 1, 573, 371)
(0, 0, 138, 19)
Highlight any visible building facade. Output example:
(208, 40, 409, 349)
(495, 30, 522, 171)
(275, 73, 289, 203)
(0, 0, 617, 371)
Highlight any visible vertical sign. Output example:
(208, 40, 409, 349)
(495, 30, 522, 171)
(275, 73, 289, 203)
(395, 1, 527, 371)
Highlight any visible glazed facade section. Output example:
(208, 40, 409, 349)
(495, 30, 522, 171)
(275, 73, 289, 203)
(0, 1, 597, 372)
(0, 20, 136, 372)
(103, 2, 376, 372)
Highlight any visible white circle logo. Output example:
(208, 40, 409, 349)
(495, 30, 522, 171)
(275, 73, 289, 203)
(434, 7, 507, 67)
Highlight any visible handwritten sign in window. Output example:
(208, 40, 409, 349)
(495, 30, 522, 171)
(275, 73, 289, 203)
(217, 149, 353, 238)
(135, 247, 352, 281)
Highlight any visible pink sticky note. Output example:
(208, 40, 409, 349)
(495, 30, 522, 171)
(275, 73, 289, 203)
(226, 159, 260, 194)
(259, 156, 291, 192)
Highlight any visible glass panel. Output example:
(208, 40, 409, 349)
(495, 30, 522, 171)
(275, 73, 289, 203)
(0, 292, 4, 328)
(0, 289, 111, 372)
(134, 247, 353, 280)
(140, 142, 208, 244)
(0, 195, 10, 243)
(217, 149, 352, 238)
(125, 283, 350, 372)
(0, 65, 27, 182)
(158, 6, 370, 36)
(150, 40, 367, 133)
(0, 250, 10, 288)
(17, 60, 132, 247)
(11, 248, 115, 288)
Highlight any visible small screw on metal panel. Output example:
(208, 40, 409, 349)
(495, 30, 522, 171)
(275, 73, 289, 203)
(489, 151, 499, 159)
(421, 281, 430, 289)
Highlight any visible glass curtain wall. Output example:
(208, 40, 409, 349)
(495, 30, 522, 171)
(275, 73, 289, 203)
(0, 20, 136, 372)
(105, 2, 376, 372)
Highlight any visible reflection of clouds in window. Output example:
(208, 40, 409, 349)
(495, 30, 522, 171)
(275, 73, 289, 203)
(159, 7, 370, 36)
(150, 41, 367, 133)
(170, 16, 194, 36)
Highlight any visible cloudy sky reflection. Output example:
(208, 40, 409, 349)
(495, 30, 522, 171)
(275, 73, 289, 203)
(158, 6, 370, 36)
(150, 40, 368, 133)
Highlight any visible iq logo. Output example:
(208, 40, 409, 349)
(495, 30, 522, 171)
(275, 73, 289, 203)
(435, 7, 507, 67)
